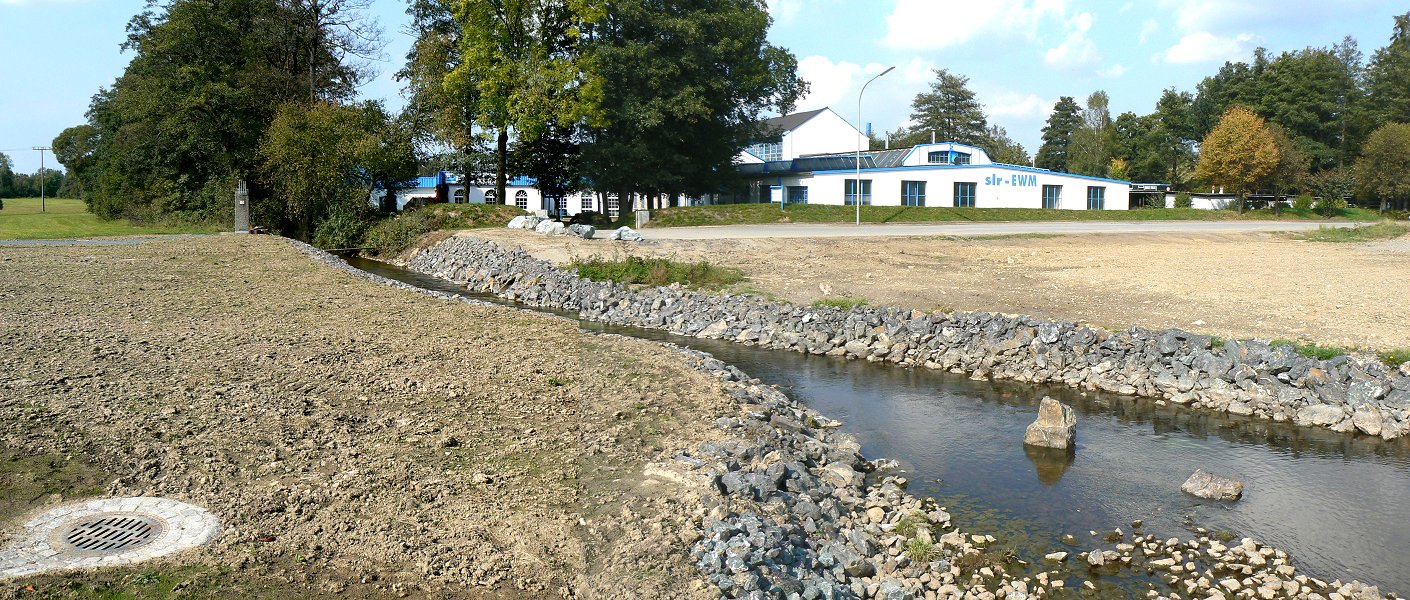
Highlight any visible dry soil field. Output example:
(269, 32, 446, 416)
(0, 234, 736, 598)
(470, 229, 1410, 352)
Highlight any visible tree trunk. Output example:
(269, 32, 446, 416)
(496, 128, 508, 205)
(1238, 195, 1245, 214)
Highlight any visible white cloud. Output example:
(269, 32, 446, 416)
(796, 56, 870, 112)
(985, 93, 1055, 120)
(883, 0, 1066, 51)
(1157, 31, 1257, 64)
(766, 0, 804, 25)
(1043, 12, 1101, 71)
(1098, 64, 1127, 78)
(1138, 19, 1159, 45)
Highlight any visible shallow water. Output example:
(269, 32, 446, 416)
(346, 255, 1410, 592)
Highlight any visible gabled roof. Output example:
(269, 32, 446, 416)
(762, 108, 829, 135)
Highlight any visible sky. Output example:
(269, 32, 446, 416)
(1, 0, 1406, 174)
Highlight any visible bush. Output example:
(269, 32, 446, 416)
(1292, 194, 1314, 211)
(363, 204, 526, 256)
(1314, 196, 1347, 217)
(1174, 192, 1193, 208)
(312, 210, 373, 249)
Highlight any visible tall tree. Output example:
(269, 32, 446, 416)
(399, 0, 484, 181)
(1256, 47, 1357, 170)
(1365, 12, 1410, 127)
(1260, 123, 1311, 204)
(1035, 96, 1081, 173)
(578, 0, 805, 211)
(0, 153, 12, 199)
(908, 69, 988, 146)
(1195, 106, 1280, 213)
(1069, 91, 1114, 177)
(1191, 48, 1268, 140)
(982, 125, 1030, 165)
(448, 0, 605, 205)
(1354, 122, 1410, 212)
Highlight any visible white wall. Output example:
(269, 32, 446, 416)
(784, 109, 868, 159)
(776, 167, 1130, 210)
(900, 143, 993, 167)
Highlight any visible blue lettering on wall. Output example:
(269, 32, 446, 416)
(985, 174, 1038, 187)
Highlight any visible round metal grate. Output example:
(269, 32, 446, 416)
(57, 514, 164, 554)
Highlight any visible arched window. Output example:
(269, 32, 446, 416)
(515, 190, 529, 210)
(484, 190, 497, 204)
(453, 188, 467, 204)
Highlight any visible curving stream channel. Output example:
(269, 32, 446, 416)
(345, 256, 1410, 593)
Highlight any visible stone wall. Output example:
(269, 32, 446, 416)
(405, 236, 1410, 441)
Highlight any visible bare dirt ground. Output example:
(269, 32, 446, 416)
(0, 235, 734, 598)
(471, 228, 1410, 352)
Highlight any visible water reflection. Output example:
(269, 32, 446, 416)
(1023, 444, 1074, 486)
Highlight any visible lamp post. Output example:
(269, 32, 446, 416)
(856, 66, 894, 225)
(33, 146, 51, 212)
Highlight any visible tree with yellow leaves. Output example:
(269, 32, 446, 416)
(1195, 106, 1280, 213)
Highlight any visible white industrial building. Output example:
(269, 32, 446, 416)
(374, 106, 1132, 215)
(736, 108, 1132, 210)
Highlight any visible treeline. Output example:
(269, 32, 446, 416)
(53, 0, 805, 241)
(1032, 12, 1410, 210)
(0, 153, 71, 199)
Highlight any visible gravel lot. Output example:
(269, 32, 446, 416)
(0, 234, 734, 598)
(470, 228, 1410, 352)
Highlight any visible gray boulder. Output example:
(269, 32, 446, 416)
(1023, 397, 1076, 450)
(567, 224, 595, 239)
(1181, 469, 1243, 501)
(534, 220, 566, 235)
(611, 226, 643, 241)
(506, 215, 533, 229)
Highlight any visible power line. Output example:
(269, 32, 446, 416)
(33, 147, 52, 213)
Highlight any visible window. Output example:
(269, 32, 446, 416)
(582, 195, 594, 211)
(749, 140, 783, 161)
(953, 152, 971, 165)
(515, 190, 529, 210)
(606, 193, 619, 216)
(901, 181, 926, 207)
(954, 182, 976, 208)
(485, 190, 497, 204)
(786, 186, 809, 204)
(1042, 185, 1062, 209)
(453, 188, 467, 204)
(1086, 186, 1105, 210)
(844, 179, 872, 206)
(927, 151, 951, 164)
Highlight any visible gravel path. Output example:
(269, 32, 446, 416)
(638, 220, 1371, 240)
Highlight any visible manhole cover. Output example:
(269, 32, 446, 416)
(1, 497, 220, 580)
(57, 514, 164, 554)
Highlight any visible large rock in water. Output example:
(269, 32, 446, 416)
(1023, 397, 1076, 450)
(1181, 469, 1243, 501)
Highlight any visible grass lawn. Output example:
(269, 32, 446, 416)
(570, 255, 745, 290)
(643, 203, 1387, 228)
(0, 197, 220, 240)
(1281, 221, 1409, 243)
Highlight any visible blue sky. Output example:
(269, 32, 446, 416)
(1, 0, 1405, 174)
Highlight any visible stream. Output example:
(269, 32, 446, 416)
(345, 255, 1410, 593)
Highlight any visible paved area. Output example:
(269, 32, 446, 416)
(640, 220, 1371, 240)
(0, 497, 219, 580)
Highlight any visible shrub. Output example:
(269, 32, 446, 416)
(570, 255, 745, 290)
(312, 210, 373, 250)
(1292, 194, 1314, 211)
(1314, 196, 1347, 216)
(363, 204, 525, 256)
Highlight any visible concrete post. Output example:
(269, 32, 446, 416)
(634, 210, 650, 229)
(234, 180, 250, 232)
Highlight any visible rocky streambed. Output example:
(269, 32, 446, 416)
(404, 235, 1410, 441)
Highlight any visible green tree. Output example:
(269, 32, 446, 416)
(1365, 13, 1410, 127)
(1069, 91, 1114, 177)
(0, 152, 13, 199)
(1354, 122, 1410, 212)
(1195, 106, 1281, 213)
(908, 69, 988, 146)
(1256, 47, 1358, 170)
(1035, 96, 1081, 172)
(258, 101, 416, 239)
(1309, 167, 1356, 216)
(1261, 123, 1311, 208)
(982, 125, 1030, 165)
(52, 125, 99, 199)
(399, 0, 485, 182)
(578, 0, 805, 212)
(1191, 49, 1267, 140)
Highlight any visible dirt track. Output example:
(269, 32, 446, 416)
(0, 235, 730, 598)
(472, 228, 1410, 352)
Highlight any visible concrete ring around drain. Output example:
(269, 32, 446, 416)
(0, 496, 220, 580)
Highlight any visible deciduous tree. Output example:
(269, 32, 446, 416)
(1354, 122, 1410, 212)
(982, 125, 1030, 165)
(1195, 106, 1280, 213)
(1069, 91, 1115, 177)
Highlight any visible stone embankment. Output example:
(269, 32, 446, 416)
(405, 236, 1410, 441)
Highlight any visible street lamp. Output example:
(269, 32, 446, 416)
(856, 66, 894, 225)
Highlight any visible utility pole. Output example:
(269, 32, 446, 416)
(33, 146, 51, 212)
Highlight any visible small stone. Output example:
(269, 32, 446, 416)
(1181, 469, 1243, 501)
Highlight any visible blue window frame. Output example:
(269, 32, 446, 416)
(1087, 186, 1105, 210)
(901, 181, 926, 206)
(845, 179, 872, 206)
(954, 182, 976, 208)
(786, 186, 808, 204)
(1042, 185, 1062, 209)
(953, 152, 971, 165)
(927, 151, 950, 164)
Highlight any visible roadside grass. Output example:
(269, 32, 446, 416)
(642, 203, 1384, 228)
(1271, 339, 1410, 367)
(1281, 221, 1409, 243)
(570, 255, 745, 290)
(0, 197, 219, 240)
(364, 203, 525, 256)
(813, 296, 868, 310)
(1380, 348, 1410, 367)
